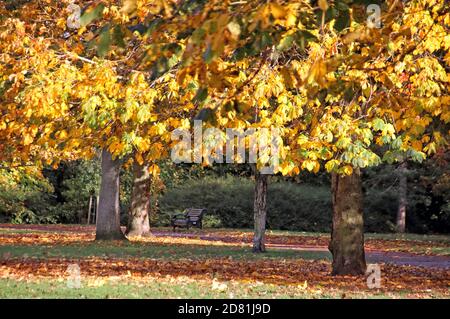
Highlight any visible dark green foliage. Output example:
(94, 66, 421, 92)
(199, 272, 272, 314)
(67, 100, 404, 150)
(52, 158, 133, 224)
(158, 164, 449, 233)
(363, 154, 450, 233)
(80, 3, 105, 27)
(55, 160, 102, 223)
(0, 169, 57, 224)
(158, 176, 333, 231)
(1, 155, 447, 234)
(2, 0, 33, 11)
(363, 188, 398, 232)
(407, 161, 450, 234)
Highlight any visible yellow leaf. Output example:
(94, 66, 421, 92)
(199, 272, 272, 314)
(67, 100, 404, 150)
(286, 13, 297, 27)
(149, 164, 160, 177)
(308, 59, 328, 86)
(313, 162, 320, 174)
(318, 0, 329, 11)
(23, 134, 33, 146)
(342, 165, 353, 175)
(302, 160, 316, 172)
(59, 130, 68, 140)
(298, 280, 308, 290)
(325, 159, 339, 172)
(135, 139, 150, 152)
(270, 3, 286, 19)
(121, 0, 137, 14)
(211, 279, 228, 291)
(135, 153, 144, 165)
(108, 141, 124, 155)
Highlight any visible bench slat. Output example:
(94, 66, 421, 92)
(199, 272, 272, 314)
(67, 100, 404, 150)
(172, 208, 206, 230)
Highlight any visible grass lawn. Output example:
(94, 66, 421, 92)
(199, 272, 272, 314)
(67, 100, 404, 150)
(172, 227, 450, 244)
(2, 277, 444, 299)
(0, 241, 330, 261)
(0, 225, 449, 299)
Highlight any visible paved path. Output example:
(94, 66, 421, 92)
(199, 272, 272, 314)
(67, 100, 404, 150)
(152, 231, 450, 269)
(365, 251, 450, 269)
(1, 225, 449, 269)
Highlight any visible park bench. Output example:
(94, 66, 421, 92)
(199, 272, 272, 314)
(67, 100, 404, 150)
(171, 208, 206, 231)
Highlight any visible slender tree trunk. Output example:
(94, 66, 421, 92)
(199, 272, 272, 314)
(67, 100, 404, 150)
(253, 171, 268, 253)
(396, 162, 407, 233)
(95, 148, 126, 240)
(329, 168, 366, 275)
(126, 161, 151, 237)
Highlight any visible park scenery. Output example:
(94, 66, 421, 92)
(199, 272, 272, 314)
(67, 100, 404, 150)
(0, 0, 449, 300)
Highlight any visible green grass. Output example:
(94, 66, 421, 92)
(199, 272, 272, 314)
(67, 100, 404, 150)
(158, 227, 330, 238)
(266, 230, 450, 244)
(0, 278, 442, 299)
(2, 226, 449, 258)
(0, 228, 47, 234)
(0, 226, 449, 299)
(0, 278, 317, 299)
(1, 225, 449, 244)
(0, 241, 330, 261)
(364, 232, 450, 243)
(175, 227, 450, 243)
(415, 246, 450, 255)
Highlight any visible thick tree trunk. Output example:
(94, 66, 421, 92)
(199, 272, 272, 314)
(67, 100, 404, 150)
(329, 169, 366, 275)
(396, 162, 407, 233)
(95, 148, 126, 240)
(253, 171, 268, 253)
(126, 161, 151, 237)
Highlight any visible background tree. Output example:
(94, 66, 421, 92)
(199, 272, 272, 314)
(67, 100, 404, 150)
(2, 0, 449, 274)
(396, 162, 408, 233)
(126, 161, 152, 237)
(0, 0, 198, 239)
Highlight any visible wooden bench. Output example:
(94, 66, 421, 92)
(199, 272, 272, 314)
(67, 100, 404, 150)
(171, 208, 206, 231)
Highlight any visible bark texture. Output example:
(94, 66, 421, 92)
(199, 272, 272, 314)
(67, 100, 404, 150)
(253, 171, 268, 253)
(329, 169, 366, 275)
(95, 148, 126, 240)
(396, 162, 407, 233)
(126, 161, 152, 237)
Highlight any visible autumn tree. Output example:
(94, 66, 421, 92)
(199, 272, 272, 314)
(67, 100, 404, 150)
(171, 0, 448, 272)
(1, 0, 195, 239)
(313, 0, 449, 273)
(3, 0, 449, 274)
(396, 162, 408, 233)
(89, 0, 448, 265)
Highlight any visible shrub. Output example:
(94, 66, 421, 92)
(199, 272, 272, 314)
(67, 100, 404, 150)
(0, 169, 57, 223)
(157, 176, 333, 231)
(51, 159, 133, 224)
(56, 160, 102, 223)
(363, 189, 398, 232)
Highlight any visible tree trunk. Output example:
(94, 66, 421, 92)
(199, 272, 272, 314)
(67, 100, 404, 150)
(329, 168, 366, 275)
(126, 161, 152, 237)
(253, 171, 268, 253)
(396, 162, 407, 233)
(95, 148, 126, 240)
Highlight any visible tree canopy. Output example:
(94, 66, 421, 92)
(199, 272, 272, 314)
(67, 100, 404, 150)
(1, 0, 448, 174)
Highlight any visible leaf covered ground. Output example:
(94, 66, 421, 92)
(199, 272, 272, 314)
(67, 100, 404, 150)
(0, 225, 449, 299)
